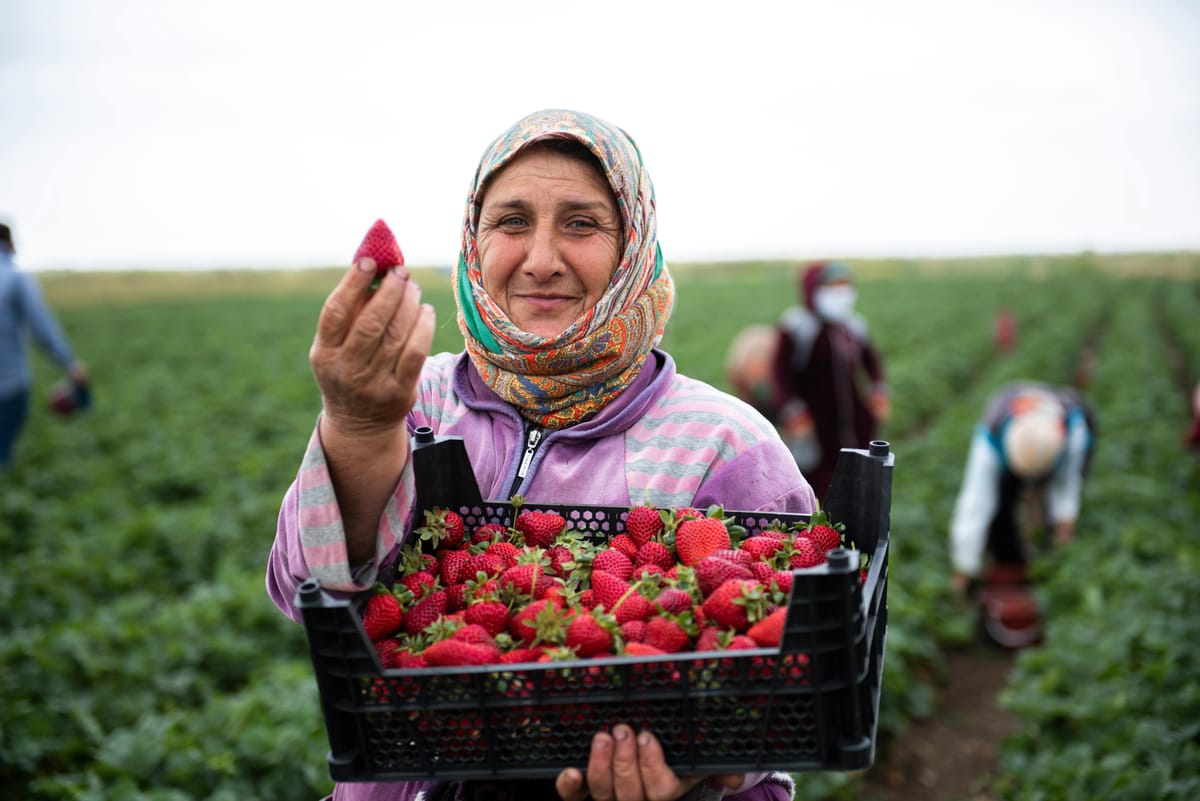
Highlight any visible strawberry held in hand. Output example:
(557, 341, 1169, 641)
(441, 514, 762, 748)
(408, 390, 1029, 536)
(354, 218, 405, 276)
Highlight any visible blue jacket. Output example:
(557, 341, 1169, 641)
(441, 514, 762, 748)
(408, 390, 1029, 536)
(0, 251, 75, 398)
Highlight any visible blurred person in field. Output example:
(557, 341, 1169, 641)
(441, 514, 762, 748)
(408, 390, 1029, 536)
(770, 261, 889, 499)
(0, 223, 89, 469)
(950, 382, 1096, 595)
(1184, 382, 1200, 451)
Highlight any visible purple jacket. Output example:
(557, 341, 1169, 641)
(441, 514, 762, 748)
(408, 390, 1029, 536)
(267, 349, 813, 801)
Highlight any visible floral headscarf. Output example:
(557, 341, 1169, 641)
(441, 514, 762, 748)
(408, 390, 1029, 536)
(454, 109, 675, 429)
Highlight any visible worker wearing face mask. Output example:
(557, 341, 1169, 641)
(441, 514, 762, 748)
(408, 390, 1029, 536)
(770, 261, 890, 499)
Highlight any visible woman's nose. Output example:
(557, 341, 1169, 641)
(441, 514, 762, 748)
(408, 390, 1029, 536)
(523, 225, 563, 279)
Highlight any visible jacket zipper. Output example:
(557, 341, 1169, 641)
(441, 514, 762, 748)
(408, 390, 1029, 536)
(507, 424, 544, 499)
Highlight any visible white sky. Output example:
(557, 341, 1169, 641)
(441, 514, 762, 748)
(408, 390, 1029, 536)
(2, 0, 1199, 270)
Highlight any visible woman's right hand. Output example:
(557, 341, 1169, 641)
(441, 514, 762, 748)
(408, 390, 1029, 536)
(308, 258, 436, 564)
(310, 258, 435, 441)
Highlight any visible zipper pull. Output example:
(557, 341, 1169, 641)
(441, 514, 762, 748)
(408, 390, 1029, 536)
(517, 427, 542, 480)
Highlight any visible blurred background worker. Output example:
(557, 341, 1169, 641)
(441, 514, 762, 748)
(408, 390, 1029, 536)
(950, 381, 1096, 595)
(1184, 382, 1200, 451)
(771, 261, 889, 499)
(0, 222, 89, 469)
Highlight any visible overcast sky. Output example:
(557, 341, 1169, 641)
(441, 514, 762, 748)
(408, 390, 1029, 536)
(3, 0, 1199, 270)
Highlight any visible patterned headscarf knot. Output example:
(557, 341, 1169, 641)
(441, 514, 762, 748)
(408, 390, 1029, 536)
(453, 109, 675, 429)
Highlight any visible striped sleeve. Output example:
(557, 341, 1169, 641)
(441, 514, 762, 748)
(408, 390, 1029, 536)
(294, 424, 415, 592)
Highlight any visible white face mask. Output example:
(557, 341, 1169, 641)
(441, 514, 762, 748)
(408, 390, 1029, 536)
(813, 285, 857, 323)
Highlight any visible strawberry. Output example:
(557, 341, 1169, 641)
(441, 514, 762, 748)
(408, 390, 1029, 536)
(566, 611, 616, 657)
(652, 586, 694, 615)
(623, 642, 667, 657)
(740, 535, 789, 564)
(472, 522, 508, 545)
(451, 623, 498, 648)
(485, 541, 521, 567)
(590, 570, 655, 624)
(467, 551, 505, 578)
(625, 505, 664, 546)
(500, 647, 545, 664)
(399, 570, 438, 598)
(609, 533, 640, 558)
(643, 616, 692, 653)
(620, 619, 648, 643)
(592, 548, 634, 581)
(675, 518, 732, 566)
(702, 579, 767, 632)
(635, 541, 675, 572)
(500, 560, 555, 601)
(404, 589, 447, 636)
(353, 218, 405, 275)
(694, 556, 755, 598)
(508, 599, 569, 646)
(372, 637, 401, 668)
(362, 586, 404, 640)
(514, 510, 567, 549)
(726, 634, 760, 650)
(395, 650, 427, 668)
(464, 600, 510, 637)
(788, 536, 826, 569)
(711, 548, 753, 567)
(806, 511, 844, 553)
(417, 508, 466, 550)
(437, 548, 472, 587)
(746, 607, 787, 647)
(422, 639, 498, 667)
(695, 626, 730, 652)
(444, 583, 466, 613)
(544, 544, 576, 577)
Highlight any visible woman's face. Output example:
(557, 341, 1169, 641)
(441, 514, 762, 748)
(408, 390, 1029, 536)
(476, 146, 622, 338)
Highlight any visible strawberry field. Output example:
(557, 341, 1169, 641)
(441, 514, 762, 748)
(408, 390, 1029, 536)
(3, 254, 1198, 800)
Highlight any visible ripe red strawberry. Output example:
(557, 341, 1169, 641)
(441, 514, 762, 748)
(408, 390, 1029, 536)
(467, 551, 505, 578)
(362, 588, 404, 640)
(592, 548, 634, 580)
(653, 586, 694, 615)
(486, 541, 520, 567)
(770, 569, 794, 598)
(711, 548, 753, 567)
(609, 533, 640, 558)
(500, 647, 545, 664)
(399, 570, 438, 598)
(395, 650, 427, 668)
(749, 561, 775, 584)
(746, 607, 787, 647)
(623, 642, 667, 657)
(789, 536, 826, 569)
(566, 612, 616, 657)
(437, 548, 472, 587)
(590, 570, 655, 624)
(695, 626, 729, 652)
(643, 616, 692, 653)
(500, 561, 554, 600)
(694, 556, 755, 598)
(404, 589, 447, 636)
(726, 634, 760, 650)
(422, 639, 498, 667)
(451, 623, 498, 648)
(354, 218, 405, 275)
(620, 619, 648, 643)
(740, 535, 789, 563)
(372, 637, 400, 668)
(508, 599, 569, 646)
(544, 544, 575, 576)
(417, 508, 466, 550)
(514, 510, 566, 548)
(702, 579, 767, 632)
(675, 518, 732, 566)
(444, 583, 466, 613)
(472, 522, 508, 544)
(625, 505, 664, 546)
(464, 600, 510, 637)
(635, 541, 675, 572)
(807, 512, 844, 553)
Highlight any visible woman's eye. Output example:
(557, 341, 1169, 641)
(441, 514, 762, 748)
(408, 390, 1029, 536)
(568, 219, 597, 231)
(499, 216, 527, 229)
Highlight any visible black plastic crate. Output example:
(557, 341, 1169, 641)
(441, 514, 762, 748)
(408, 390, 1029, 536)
(294, 437, 894, 783)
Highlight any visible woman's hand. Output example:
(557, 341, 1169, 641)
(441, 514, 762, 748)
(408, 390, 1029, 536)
(311, 259, 434, 440)
(555, 725, 745, 801)
(308, 258, 436, 563)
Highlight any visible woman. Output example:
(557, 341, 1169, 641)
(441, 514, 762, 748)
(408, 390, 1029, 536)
(267, 109, 815, 801)
(771, 261, 889, 500)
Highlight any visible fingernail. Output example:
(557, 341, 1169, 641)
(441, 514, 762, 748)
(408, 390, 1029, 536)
(356, 258, 374, 273)
(392, 265, 409, 280)
(614, 726, 629, 741)
(637, 732, 650, 747)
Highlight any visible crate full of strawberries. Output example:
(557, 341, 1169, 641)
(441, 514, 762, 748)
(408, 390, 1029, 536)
(294, 434, 893, 783)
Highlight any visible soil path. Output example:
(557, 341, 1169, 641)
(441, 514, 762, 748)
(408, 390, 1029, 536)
(859, 644, 1020, 801)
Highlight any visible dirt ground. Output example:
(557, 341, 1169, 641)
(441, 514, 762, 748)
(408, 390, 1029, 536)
(859, 644, 1020, 801)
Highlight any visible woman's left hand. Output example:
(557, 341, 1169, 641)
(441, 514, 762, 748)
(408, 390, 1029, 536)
(555, 725, 745, 801)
